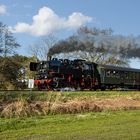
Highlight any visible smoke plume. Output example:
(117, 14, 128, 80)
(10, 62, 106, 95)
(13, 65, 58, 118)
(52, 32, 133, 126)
(48, 33, 140, 59)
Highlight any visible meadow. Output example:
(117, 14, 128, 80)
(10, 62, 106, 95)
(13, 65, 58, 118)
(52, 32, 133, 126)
(0, 91, 140, 140)
(0, 110, 140, 140)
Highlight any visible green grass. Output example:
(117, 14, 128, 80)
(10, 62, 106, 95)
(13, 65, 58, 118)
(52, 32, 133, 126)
(0, 110, 140, 140)
(0, 90, 140, 102)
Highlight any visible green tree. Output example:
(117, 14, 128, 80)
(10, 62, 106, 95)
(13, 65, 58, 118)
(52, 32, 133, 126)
(11, 55, 37, 89)
(0, 56, 19, 89)
(0, 55, 37, 90)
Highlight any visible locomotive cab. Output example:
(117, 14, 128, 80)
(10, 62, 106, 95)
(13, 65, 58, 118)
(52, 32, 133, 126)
(49, 58, 61, 73)
(30, 62, 39, 71)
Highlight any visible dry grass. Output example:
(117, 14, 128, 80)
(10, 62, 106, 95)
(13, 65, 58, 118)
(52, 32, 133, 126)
(51, 99, 102, 114)
(1, 99, 30, 118)
(1, 95, 140, 118)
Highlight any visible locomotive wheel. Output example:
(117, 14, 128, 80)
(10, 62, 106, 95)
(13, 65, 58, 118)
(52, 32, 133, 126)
(47, 78, 61, 90)
(101, 85, 106, 91)
(47, 81, 59, 90)
(38, 84, 45, 90)
(93, 87, 97, 91)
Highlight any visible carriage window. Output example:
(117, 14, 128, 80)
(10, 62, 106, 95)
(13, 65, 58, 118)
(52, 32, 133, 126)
(124, 72, 129, 79)
(113, 70, 116, 77)
(136, 73, 139, 80)
(115, 71, 120, 78)
(133, 72, 137, 79)
(106, 70, 111, 77)
(129, 72, 133, 80)
(112, 70, 119, 78)
(106, 70, 120, 78)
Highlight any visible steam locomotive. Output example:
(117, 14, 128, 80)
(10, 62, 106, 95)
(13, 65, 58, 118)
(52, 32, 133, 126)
(30, 58, 140, 90)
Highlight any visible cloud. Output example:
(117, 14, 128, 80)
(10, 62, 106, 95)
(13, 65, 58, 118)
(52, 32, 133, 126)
(0, 4, 7, 15)
(12, 6, 92, 36)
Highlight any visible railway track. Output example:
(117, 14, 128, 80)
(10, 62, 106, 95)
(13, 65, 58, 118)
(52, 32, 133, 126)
(0, 88, 139, 93)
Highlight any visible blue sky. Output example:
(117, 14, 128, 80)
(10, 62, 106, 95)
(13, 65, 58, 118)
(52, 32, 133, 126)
(0, 0, 140, 68)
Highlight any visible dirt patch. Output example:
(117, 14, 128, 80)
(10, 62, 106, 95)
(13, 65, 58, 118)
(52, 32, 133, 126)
(1, 97, 140, 118)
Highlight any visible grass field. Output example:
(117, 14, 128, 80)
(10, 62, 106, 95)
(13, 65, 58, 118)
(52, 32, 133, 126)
(0, 110, 140, 140)
(0, 90, 140, 102)
(0, 91, 140, 139)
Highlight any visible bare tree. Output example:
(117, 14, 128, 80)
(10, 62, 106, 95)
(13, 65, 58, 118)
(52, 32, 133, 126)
(30, 34, 58, 60)
(76, 28, 131, 66)
(0, 22, 20, 57)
